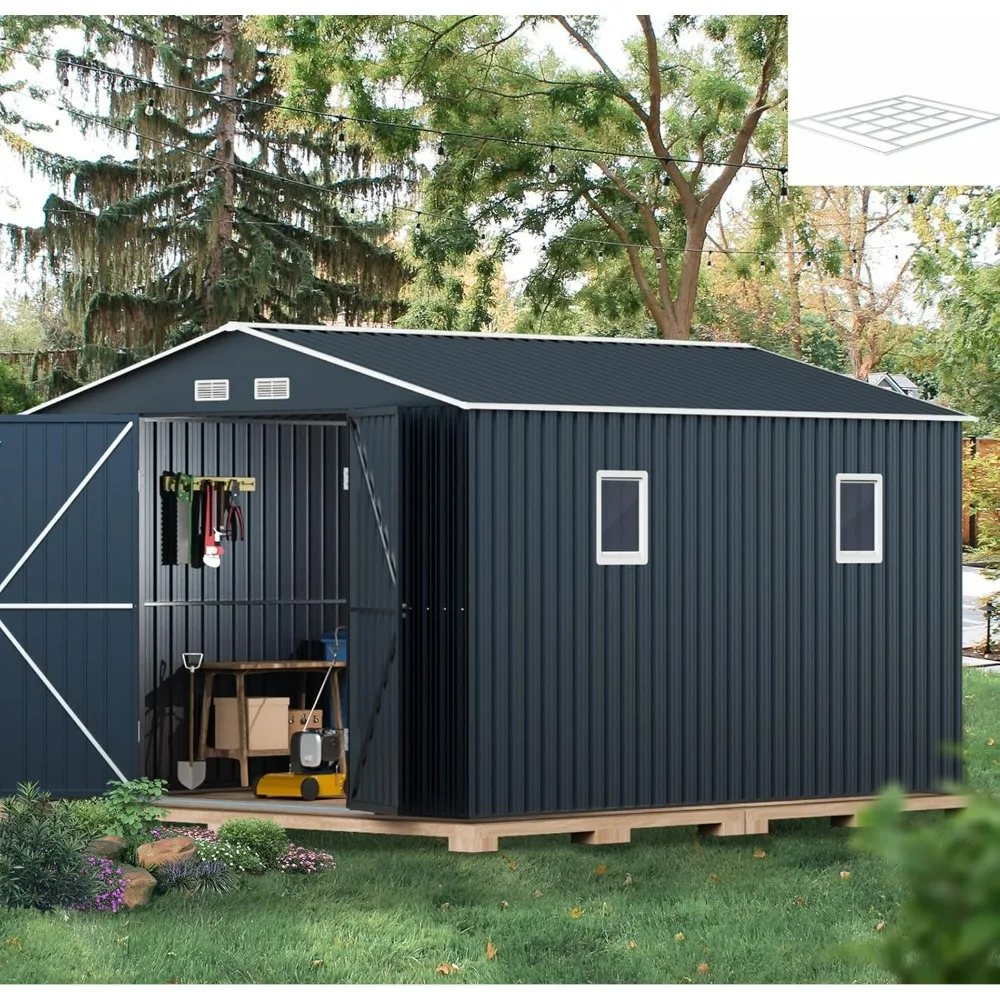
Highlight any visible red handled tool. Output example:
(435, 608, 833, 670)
(202, 480, 223, 568)
(224, 478, 245, 541)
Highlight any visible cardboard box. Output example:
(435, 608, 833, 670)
(214, 697, 290, 751)
(288, 708, 323, 739)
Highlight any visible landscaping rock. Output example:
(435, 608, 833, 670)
(137, 835, 196, 870)
(85, 836, 126, 861)
(120, 863, 157, 908)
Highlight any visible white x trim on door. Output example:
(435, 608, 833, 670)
(0, 421, 136, 782)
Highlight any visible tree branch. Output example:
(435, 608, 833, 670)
(553, 15, 648, 123)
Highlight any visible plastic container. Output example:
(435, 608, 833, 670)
(320, 627, 347, 664)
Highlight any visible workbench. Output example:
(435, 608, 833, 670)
(197, 660, 347, 788)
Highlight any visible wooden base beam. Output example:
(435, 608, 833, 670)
(157, 792, 965, 854)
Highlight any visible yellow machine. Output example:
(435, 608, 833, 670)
(253, 771, 345, 801)
(253, 661, 346, 801)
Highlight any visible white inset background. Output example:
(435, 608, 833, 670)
(788, 11, 1000, 185)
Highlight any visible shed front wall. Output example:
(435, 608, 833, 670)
(467, 412, 962, 819)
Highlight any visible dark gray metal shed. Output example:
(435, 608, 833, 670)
(0, 323, 969, 818)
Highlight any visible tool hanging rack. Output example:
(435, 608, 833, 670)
(160, 475, 256, 492)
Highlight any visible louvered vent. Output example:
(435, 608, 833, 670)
(194, 379, 229, 401)
(254, 377, 290, 400)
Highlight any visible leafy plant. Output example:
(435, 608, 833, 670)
(278, 844, 337, 875)
(54, 797, 115, 842)
(154, 859, 239, 895)
(854, 786, 1000, 983)
(195, 838, 266, 875)
(69, 856, 128, 913)
(217, 818, 289, 868)
(101, 778, 168, 842)
(0, 781, 99, 912)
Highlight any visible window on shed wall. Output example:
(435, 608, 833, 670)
(836, 473, 883, 564)
(596, 470, 648, 565)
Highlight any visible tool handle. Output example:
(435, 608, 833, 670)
(188, 667, 195, 764)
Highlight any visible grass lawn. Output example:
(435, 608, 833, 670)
(3, 669, 1000, 985)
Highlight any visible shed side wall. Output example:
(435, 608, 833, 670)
(467, 412, 962, 819)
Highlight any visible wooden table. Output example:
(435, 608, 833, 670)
(197, 660, 347, 788)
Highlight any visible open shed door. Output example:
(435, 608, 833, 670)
(347, 409, 402, 814)
(0, 416, 139, 797)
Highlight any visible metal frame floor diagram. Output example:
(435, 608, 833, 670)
(791, 96, 1000, 154)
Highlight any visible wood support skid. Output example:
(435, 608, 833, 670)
(158, 792, 966, 854)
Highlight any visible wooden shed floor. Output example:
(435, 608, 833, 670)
(158, 790, 965, 853)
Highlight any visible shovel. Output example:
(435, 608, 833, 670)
(177, 652, 207, 789)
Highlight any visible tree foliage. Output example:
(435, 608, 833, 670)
(255, 14, 787, 338)
(1, 15, 414, 381)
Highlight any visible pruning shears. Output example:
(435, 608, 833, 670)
(224, 478, 245, 542)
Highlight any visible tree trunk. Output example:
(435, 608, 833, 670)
(203, 14, 238, 323)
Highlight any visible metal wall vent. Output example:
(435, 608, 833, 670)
(254, 377, 290, 400)
(194, 379, 229, 402)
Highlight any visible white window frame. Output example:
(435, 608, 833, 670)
(596, 470, 649, 566)
(835, 473, 883, 564)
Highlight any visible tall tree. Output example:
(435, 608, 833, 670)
(255, 14, 787, 339)
(2, 15, 413, 378)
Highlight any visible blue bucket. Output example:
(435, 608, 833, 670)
(320, 627, 347, 664)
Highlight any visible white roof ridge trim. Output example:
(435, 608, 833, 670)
(242, 323, 753, 347)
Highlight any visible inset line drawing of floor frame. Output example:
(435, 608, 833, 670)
(791, 95, 1000, 154)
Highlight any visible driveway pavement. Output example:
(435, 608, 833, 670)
(964, 565, 1000, 648)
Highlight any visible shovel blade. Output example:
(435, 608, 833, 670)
(177, 761, 207, 790)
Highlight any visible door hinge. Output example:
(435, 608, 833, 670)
(137, 469, 142, 493)
(342, 466, 349, 490)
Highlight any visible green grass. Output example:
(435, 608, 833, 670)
(3, 669, 1000, 985)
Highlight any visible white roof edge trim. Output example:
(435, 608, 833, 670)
(241, 322, 752, 348)
(461, 403, 973, 421)
(239, 326, 470, 407)
(21, 321, 243, 413)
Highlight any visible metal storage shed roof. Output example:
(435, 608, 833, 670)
(26, 322, 969, 420)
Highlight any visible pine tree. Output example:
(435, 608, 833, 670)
(4, 15, 413, 381)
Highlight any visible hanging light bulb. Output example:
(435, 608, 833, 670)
(135, 135, 141, 150)
(241, 100, 249, 113)
(436, 140, 446, 162)
(237, 112, 246, 125)
(655, 252, 663, 270)
(779, 168, 788, 199)
(597, 248, 604, 263)
(61, 66, 70, 87)
(414, 220, 422, 236)
(278, 188, 286, 204)
(545, 148, 557, 184)
(759, 258, 766, 270)
(706, 251, 713, 267)
(206, 168, 216, 183)
(144, 97, 155, 117)
(337, 129, 347, 154)
(906, 189, 916, 204)
(660, 171, 671, 187)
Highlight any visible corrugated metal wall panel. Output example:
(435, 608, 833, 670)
(347, 410, 401, 813)
(140, 419, 346, 786)
(399, 406, 469, 818)
(0, 417, 139, 797)
(467, 412, 962, 819)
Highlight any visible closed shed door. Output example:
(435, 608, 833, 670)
(347, 410, 401, 813)
(0, 417, 139, 797)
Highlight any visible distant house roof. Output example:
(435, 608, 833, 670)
(25, 323, 969, 420)
(867, 372, 922, 396)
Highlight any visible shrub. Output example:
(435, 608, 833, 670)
(279, 844, 337, 875)
(0, 782, 99, 912)
(154, 859, 239, 895)
(195, 838, 266, 875)
(855, 787, 1000, 983)
(54, 797, 115, 842)
(69, 857, 128, 913)
(217, 818, 289, 868)
(101, 778, 168, 841)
